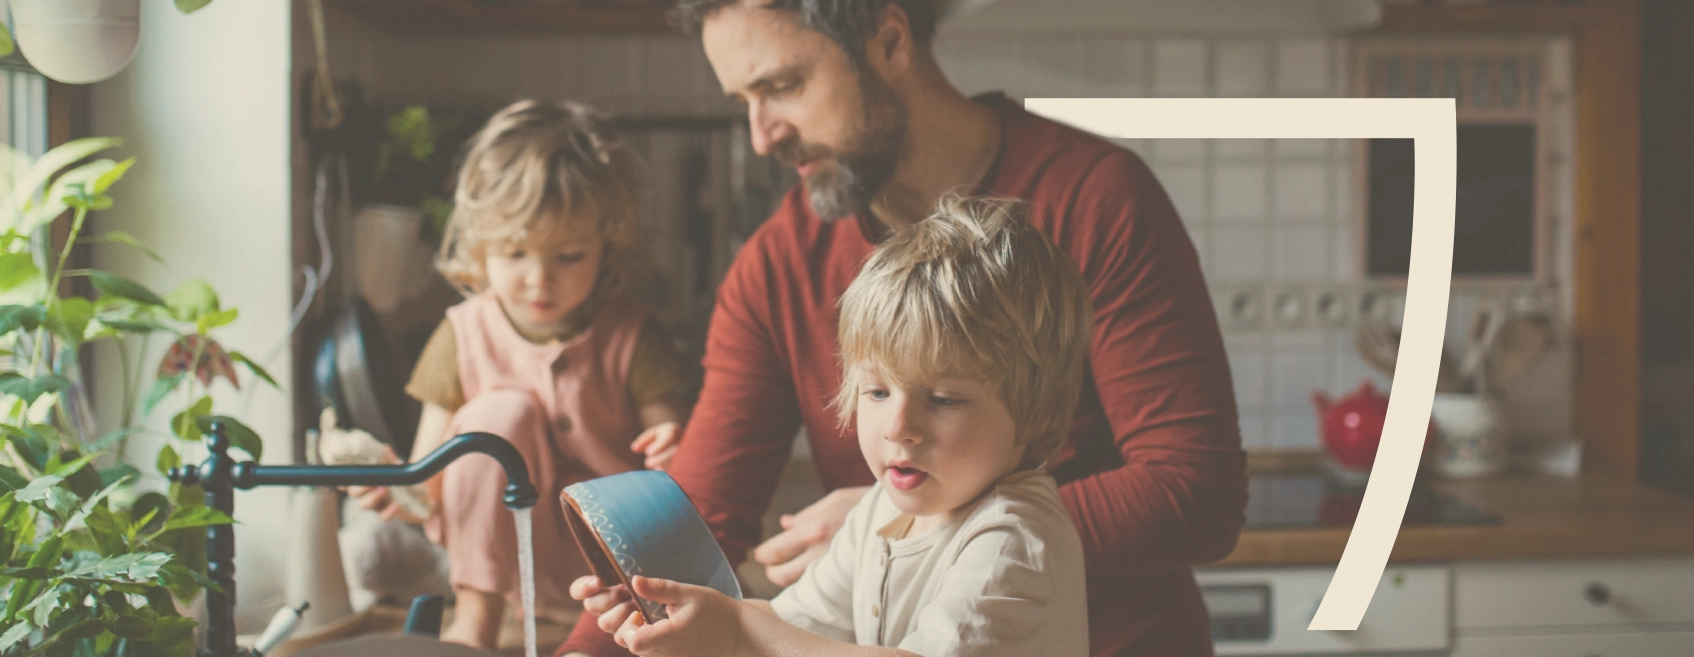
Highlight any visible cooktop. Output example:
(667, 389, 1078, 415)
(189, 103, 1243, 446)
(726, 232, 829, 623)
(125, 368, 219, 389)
(1244, 471, 1502, 530)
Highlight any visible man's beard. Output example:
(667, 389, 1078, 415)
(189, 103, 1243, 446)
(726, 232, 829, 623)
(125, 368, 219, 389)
(776, 72, 908, 221)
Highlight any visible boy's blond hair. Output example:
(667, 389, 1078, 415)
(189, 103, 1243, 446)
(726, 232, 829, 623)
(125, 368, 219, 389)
(437, 100, 646, 297)
(833, 193, 1094, 469)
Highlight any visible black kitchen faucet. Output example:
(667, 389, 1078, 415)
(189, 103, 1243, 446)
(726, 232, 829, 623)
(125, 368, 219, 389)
(168, 422, 539, 657)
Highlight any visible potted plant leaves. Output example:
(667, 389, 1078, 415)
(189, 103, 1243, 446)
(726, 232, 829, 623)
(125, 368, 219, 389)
(0, 136, 278, 657)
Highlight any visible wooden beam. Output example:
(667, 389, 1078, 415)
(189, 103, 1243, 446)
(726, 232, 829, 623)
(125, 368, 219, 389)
(1570, 0, 1641, 478)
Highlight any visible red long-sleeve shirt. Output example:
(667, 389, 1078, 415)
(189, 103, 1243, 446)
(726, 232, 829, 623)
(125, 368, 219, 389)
(559, 93, 1247, 657)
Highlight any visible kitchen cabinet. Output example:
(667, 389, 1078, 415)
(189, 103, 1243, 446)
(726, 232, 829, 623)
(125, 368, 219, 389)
(1453, 557, 1694, 629)
(1198, 557, 1694, 656)
(1448, 631, 1694, 657)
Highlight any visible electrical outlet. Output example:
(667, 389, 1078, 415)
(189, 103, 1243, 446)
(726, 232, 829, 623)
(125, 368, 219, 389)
(1311, 287, 1350, 327)
(1222, 288, 1265, 329)
(1359, 288, 1394, 322)
(1271, 289, 1306, 328)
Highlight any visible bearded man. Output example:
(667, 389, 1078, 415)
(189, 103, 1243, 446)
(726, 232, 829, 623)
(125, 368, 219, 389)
(562, 1, 1248, 655)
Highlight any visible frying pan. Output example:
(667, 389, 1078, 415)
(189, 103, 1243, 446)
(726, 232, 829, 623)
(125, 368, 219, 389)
(312, 297, 413, 455)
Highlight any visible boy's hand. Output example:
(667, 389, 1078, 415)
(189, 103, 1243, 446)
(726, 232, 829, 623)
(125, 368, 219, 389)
(630, 422, 681, 471)
(610, 577, 742, 657)
(753, 485, 869, 586)
(571, 575, 641, 634)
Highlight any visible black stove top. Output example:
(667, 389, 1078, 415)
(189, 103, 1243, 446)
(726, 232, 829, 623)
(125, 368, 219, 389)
(1244, 471, 1502, 530)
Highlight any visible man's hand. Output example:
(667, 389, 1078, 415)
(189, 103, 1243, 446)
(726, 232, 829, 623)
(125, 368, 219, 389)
(630, 422, 681, 472)
(610, 577, 743, 657)
(752, 486, 870, 586)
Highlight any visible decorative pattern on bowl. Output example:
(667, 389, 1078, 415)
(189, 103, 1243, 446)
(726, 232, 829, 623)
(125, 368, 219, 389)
(561, 470, 743, 622)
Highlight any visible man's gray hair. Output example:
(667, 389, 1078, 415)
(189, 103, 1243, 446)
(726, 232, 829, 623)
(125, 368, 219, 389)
(671, 0, 939, 66)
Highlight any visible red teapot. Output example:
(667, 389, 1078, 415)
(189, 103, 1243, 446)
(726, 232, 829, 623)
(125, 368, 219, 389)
(1312, 381, 1432, 471)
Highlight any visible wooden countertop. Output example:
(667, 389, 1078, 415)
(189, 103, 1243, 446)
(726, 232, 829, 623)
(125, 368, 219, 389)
(1216, 460, 1694, 566)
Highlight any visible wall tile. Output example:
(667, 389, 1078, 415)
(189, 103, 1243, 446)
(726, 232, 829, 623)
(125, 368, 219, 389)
(1240, 409, 1272, 450)
(1151, 138, 1207, 162)
(1274, 163, 1331, 219)
(1083, 39, 1150, 96)
(1188, 226, 1210, 272)
(1276, 39, 1333, 96)
(1214, 138, 1269, 161)
(1271, 412, 1321, 450)
(1273, 225, 1331, 282)
(1276, 138, 1331, 159)
(1153, 40, 1210, 97)
(1330, 157, 1355, 221)
(1212, 164, 1268, 220)
(1214, 41, 1270, 97)
(1229, 346, 1269, 409)
(1019, 40, 1088, 98)
(1156, 164, 1208, 224)
(1209, 225, 1270, 281)
(1271, 332, 1329, 409)
(1328, 331, 1391, 394)
(1331, 221, 1359, 280)
(935, 38, 1023, 97)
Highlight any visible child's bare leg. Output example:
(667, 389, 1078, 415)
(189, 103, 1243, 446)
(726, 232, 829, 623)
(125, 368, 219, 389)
(426, 390, 591, 636)
(441, 586, 505, 649)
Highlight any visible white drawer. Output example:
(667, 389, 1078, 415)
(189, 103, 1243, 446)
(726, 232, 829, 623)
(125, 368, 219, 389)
(1196, 564, 1450, 655)
(1454, 558, 1694, 629)
(1451, 631, 1694, 657)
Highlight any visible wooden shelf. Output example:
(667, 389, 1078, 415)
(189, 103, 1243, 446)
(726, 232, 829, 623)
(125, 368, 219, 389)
(336, 0, 676, 34)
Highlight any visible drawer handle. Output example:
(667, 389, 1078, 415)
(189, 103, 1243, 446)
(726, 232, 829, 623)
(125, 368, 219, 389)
(1583, 582, 1611, 606)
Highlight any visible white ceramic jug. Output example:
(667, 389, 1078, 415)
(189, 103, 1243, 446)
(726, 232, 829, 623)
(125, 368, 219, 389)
(1428, 392, 1508, 478)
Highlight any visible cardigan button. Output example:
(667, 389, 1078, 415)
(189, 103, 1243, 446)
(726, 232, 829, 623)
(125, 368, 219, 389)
(871, 604, 880, 618)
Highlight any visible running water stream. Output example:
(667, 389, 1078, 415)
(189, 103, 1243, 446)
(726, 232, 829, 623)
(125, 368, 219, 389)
(514, 507, 538, 657)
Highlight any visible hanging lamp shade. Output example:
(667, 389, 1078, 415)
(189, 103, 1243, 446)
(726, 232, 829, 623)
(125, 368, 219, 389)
(8, 0, 141, 85)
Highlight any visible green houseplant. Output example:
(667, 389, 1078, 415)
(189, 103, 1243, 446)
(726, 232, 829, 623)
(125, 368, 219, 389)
(0, 137, 277, 657)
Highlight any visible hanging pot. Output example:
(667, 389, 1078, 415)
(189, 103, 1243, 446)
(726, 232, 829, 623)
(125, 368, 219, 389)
(8, 0, 142, 85)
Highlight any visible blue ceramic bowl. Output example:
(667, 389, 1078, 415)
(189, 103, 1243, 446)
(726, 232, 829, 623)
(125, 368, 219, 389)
(561, 470, 742, 621)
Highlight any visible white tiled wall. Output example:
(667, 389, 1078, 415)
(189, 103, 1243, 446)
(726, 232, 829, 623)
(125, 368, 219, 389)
(323, 10, 1576, 453)
(933, 35, 1575, 452)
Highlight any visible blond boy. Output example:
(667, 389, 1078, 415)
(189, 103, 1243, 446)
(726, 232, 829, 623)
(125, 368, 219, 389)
(573, 194, 1094, 657)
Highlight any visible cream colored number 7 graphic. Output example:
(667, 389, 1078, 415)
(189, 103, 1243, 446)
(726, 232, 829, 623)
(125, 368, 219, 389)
(1025, 98, 1456, 631)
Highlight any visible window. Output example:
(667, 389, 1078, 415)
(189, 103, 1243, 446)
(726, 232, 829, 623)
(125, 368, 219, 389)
(1352, 38, 1569, 284)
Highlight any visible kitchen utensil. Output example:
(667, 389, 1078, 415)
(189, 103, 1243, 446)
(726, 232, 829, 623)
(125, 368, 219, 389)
(1460, 305, 1504, 394)
(1354, 316, 1400, 377)
(1354, 317, 1464, 392)
(561, 470, 743, 623)
(1429, 392, 1508, 478)
(1314, 381, 1391, 472)
(1486, 314, 1554, 391)
(1312, 380, 1435, 474)
(312, 298, 413, 453)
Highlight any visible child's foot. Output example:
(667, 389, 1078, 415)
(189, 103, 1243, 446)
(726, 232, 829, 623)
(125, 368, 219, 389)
(439, 620, 498, 651)
(440, 587, 505, 651)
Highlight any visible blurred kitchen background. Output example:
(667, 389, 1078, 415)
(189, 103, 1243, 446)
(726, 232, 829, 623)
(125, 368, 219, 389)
(31, 0, 1693, 654)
